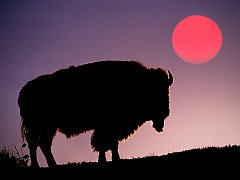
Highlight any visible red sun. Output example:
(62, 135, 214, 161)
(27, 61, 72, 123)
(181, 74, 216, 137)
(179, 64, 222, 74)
(172, 15, 222, 64)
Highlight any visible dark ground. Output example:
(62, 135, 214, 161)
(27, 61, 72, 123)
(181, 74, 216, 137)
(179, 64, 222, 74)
(4, 145, 240, 179)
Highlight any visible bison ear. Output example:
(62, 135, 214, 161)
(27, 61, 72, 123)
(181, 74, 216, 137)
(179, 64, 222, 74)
(167, 70, 173, 86)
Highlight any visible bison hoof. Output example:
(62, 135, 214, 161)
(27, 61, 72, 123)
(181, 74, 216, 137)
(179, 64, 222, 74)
(98, 157, 107, 163)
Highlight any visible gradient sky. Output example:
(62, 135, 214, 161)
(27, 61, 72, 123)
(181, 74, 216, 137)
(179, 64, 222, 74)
(1, 0, 240, 167)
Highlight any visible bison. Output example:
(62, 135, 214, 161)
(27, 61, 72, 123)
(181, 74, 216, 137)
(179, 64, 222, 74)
(18, 60, 173, 167)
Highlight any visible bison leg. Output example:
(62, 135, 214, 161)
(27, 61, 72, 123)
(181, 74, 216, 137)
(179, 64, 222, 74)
(26, 130, 40, 168)
(28, 142, 39, 168)
(39, 128, 57, 167)
(91, 130, 107, 163)
(110, 141, 120, 162)
(98, 150, 107, 163)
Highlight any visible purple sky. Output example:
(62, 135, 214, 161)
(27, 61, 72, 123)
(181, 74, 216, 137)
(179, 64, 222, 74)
(1, 0, 240, 167)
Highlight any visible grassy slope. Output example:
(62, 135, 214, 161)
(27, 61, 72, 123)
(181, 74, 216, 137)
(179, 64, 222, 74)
(7, 145, 240, 178)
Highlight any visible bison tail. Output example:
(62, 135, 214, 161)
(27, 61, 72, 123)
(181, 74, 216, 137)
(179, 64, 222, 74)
(20, 118, 28, 142)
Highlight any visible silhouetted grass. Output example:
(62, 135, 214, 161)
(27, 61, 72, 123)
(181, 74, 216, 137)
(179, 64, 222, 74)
(0, 144, 29, 168)
(3, 144, 239, 178)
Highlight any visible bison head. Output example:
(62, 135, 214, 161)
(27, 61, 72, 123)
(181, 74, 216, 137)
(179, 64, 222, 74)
(149, 69, 173, 133)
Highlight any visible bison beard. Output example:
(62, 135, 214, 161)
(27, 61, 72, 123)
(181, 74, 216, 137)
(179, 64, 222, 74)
(18, 60, 173, 167)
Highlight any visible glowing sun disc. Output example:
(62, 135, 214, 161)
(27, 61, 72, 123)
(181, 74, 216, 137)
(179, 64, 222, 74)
(172, 15, 222, 64)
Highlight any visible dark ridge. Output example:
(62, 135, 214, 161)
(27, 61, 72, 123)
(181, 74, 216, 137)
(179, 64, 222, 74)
(6, 145, 240, 178)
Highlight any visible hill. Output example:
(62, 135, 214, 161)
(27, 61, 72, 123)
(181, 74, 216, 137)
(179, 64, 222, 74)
(5, 145, 240, 178)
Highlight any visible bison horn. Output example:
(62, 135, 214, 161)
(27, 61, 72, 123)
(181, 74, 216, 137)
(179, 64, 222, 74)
(167, 70, 173, 86)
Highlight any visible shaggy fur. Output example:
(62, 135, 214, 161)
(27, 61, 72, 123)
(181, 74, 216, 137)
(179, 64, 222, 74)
(18, 60, 173, 167)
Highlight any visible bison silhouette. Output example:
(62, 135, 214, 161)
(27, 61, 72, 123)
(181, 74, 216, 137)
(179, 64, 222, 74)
(18, 60, 173, 167)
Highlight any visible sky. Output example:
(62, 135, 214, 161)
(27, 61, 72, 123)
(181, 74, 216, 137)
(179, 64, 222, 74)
(1, 0, 240, 167)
